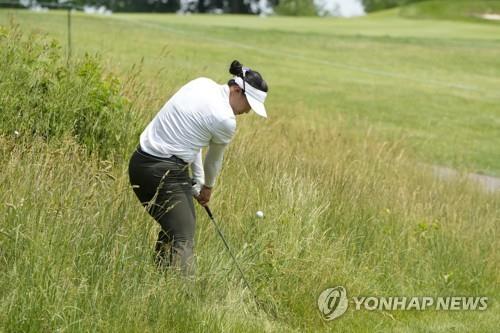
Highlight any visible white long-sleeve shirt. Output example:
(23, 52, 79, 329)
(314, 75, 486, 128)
(140, 77, 236, 188)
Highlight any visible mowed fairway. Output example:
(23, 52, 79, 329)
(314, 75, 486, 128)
(0, 8, 499, 333)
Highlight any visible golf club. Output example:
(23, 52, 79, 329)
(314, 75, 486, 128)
(203, 205, 278, 318)
(203, 205, 256, 295)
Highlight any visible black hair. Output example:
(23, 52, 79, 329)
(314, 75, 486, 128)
(227, 60, 268, 93)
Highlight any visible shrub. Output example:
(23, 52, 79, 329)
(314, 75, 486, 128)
(275, 0, 317, 16)
(0, 23, 134, 158)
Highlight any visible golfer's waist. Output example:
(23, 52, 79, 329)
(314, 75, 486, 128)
(136, 145, 188, 165)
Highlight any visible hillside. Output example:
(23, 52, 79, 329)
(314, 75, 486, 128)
(400, 0, 500, 22)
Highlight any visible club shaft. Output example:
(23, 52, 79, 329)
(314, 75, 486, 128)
(204, 206, 256, 296)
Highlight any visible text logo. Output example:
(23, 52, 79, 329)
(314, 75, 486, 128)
(317, 286, 349, 321)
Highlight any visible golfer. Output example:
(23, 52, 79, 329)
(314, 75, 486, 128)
(128, 60, 269, 275)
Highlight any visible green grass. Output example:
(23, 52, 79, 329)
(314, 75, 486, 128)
(400, 0, 500, 23)
(0, 8, 499, 333)
(0, 24, 136, 159)
(1, 9, 499, 174)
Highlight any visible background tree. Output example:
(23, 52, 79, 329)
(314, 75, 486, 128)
(275, 0, 316, 16)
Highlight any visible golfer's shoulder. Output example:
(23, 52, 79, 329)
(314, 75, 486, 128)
(186, 77, 219, 91)
(173, 77, 220, 104)
(211, 104, 236, 141)
(184, 77, 235, 132)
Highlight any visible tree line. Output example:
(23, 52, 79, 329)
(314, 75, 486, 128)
(27, 0, 429, 14)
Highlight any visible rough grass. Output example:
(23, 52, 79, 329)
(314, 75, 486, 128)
(1, 116, 498, 332)
(0, 24, 138, 159)
(0, 9, 499, 333)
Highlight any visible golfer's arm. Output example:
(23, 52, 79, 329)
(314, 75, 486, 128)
(203, 142, 226, 188)
(191, 149, 205, 186)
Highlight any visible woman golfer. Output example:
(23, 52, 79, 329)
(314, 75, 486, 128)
(128, 60, 269, 275)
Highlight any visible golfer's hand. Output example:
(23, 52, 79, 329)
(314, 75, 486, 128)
(196, 185, 212, 206)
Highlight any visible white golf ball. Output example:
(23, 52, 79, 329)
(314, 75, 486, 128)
(256, 210, 264, 218)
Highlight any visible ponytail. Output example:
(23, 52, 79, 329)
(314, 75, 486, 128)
(229, 60, 244, 77)
(227, 60, 268, 93)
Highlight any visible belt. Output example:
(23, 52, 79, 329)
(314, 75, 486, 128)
(136, 145, 187, 165)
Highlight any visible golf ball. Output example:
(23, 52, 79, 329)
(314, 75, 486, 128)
(256, 210, 264, 218)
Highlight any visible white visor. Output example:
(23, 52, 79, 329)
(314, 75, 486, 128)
(234, 76, 267, 118)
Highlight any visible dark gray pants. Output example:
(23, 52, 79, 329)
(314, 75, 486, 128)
(128, 146, 195, 275)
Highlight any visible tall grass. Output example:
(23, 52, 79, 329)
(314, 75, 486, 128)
(1, 116, 498, 331)
(0, 18, 499, 333)
(0, 23, 139, 159)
